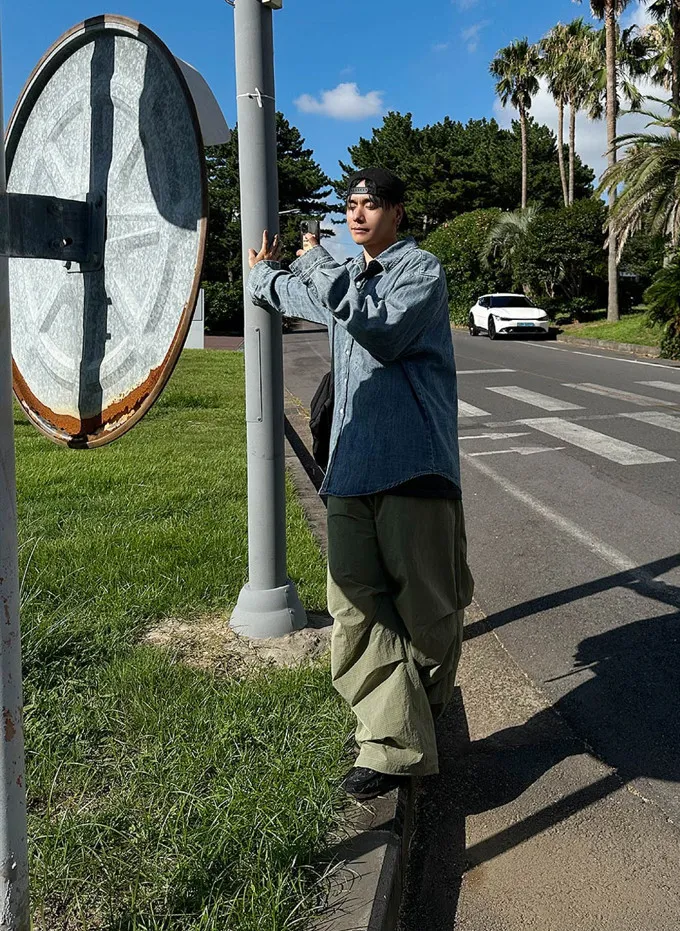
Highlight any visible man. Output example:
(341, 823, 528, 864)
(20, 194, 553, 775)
(247, 167, 474, 800)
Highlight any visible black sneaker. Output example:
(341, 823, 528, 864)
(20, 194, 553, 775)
(341, 766, 408, 800)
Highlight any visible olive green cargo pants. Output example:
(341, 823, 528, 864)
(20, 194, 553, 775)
(327, 494, 474, 776)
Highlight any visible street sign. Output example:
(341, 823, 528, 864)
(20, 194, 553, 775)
(7, 16, 208, 447)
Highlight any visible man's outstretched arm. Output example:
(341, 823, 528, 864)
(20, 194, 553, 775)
(247, 230, 333, 327)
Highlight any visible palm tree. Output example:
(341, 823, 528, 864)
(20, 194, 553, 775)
(483, 206, 539, 285)
(562, 19, 600, 205)
(575, 0, 636, 321)
(490, 39, 541, 210)
(540, 24, 572, 207)
(598, 108, 680, 256)
(643, 254, 680, 359)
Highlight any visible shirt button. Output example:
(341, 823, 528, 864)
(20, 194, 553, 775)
(339, 407, 345, 416)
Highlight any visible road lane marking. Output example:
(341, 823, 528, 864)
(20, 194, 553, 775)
(562, 383, 676, 407)
(457, 368, 516, 375)
(461, 453, 639, 573)
(637, 380, 680, 394)
(468, 446, 565, 457)
(523, 341, 680, 369)
(460, 432, 531, 440)
(486, 385, 583, 411)
(459, 400, 491, 417)
(620, 411, 680, 433)
(518, 417, 674, 465)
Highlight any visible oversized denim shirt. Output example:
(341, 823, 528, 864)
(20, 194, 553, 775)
(247, 237, 461, 498)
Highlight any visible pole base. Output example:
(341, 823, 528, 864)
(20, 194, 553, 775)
(230, 580, 307, 639)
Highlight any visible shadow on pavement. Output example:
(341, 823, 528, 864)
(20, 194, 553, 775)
(284, 414, 326, 494)
(464, 553, 680, 643)
(400, 559, 680, 928)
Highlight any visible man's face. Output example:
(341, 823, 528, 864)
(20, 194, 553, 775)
(346, 183, 403, 249)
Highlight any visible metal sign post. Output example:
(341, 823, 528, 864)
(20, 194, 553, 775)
(230, 0, 307, 638)
(0, 17, 229, 928)
(0, 25, 30, 931)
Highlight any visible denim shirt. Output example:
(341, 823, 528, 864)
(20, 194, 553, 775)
(247, 237, 461, 498)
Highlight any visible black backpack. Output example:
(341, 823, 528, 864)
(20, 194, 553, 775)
(309, 369, 334, 471)
(309, 326, 335, 471)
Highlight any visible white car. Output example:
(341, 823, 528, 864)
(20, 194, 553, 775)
(468, 293, 550, 340)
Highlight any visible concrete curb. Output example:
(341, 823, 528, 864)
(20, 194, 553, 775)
(452, 322, 679, 364)
(555, 333, 662, 357)
(283, 390, 414, 931)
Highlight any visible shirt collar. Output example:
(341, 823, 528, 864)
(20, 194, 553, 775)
(349, 237, 418, 279)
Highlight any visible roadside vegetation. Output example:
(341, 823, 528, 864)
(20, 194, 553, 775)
(560, 307, 664, 346)
(17, 349, 351, 931)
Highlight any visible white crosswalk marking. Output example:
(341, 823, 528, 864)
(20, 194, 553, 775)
(458, 400, 491, 417)
(460, 432, 530, 440)
(562, 383, 676, 407)
(637, 380, 680, 395)
(457, 368, 516, 375)
(518, 417, 674, 465)
(620, 411, 680, 433)
(468, 446, 565, 458)
(486, 385, 583, 411)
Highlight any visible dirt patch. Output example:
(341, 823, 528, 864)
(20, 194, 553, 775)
(142, 613, 333, 677)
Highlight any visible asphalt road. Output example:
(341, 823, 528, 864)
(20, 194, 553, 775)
(283, 324, 680, 829)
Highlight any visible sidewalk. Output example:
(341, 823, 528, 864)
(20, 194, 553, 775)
(282, 322, 680, 930)
(401, 605, 680, 930)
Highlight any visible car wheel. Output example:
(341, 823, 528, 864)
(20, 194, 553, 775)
(468, 313, 479, 336)
(488, 317, 497, 340)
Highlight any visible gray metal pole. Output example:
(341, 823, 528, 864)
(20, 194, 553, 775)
(0, 25, 30, 931)
(230, 0, 306, 638)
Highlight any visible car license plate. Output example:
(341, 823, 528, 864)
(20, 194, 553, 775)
(518, 322, 534, 327)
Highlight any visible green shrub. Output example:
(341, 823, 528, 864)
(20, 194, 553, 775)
(512, 199, 607, 308)
(660, 322, 680, 360)
(643, 256, 680, 359)
(543, 294, 598, 323)
(202, 280, 244, 334)
(422, 209, 508, 324)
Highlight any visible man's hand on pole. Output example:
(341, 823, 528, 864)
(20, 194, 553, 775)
(248, 230, 283, 268)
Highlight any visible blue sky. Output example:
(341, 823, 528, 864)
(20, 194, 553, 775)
(1, 0, 651, 257)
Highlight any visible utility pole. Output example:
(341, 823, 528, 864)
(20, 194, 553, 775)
(230, 0, 307, 638)
(0, 25, 30, 931)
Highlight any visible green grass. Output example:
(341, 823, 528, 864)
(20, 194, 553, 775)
(561, 309, 663, 347)
(15, 350, 351, 930)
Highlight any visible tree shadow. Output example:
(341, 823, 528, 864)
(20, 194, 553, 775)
(400, 576, 680, 928)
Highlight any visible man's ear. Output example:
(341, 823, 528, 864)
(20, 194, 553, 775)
(395, 204, 404, 228)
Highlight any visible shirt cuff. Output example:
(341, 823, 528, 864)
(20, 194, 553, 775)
(289, 246, 337, 284)
(247, 260, 282, 299)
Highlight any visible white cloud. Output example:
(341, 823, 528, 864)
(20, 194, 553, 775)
(433, 42, 451, 53)
(453, 0, 480, 9)
(461, 20, 490, 53)
(295, 83, 384, 120)
(621, 0, 652, 30)
(340, 65, 355, 77)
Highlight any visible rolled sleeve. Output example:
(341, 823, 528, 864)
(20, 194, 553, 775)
(289, 245, 339, 283)
(247, 259, 330, 326)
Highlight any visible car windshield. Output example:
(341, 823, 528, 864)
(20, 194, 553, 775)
(490, 295, 534, 309)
